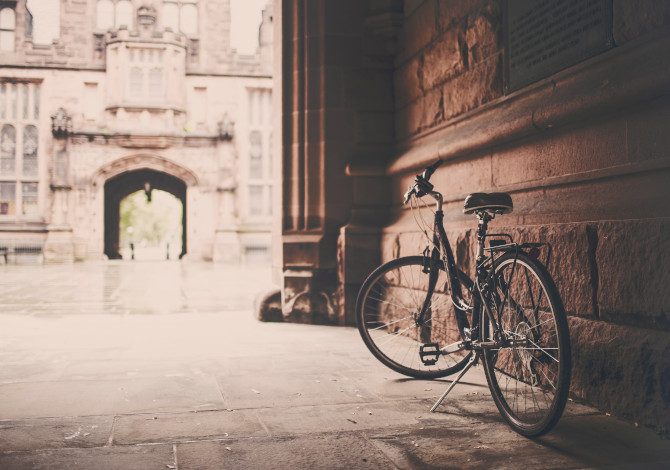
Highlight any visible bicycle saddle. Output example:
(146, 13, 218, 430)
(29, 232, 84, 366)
(463, 192, 513, 214)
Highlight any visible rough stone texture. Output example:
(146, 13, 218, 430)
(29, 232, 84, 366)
(595, 218, 670, 329)
(0, 415, 113, 452)
(613, 0, 670, 45)
(393, 0, 503, 138)
(569, 316, 670, 435)
(0, 444, 175, 470)
(498, 223, 595, 318)
(176, 434, 394, 470)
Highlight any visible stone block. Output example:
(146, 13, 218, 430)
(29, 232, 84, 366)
(500, 223, 595, 318)
(421, 27, 465, 90)
(428, 154, 492, 200)
(491, 116, 628, 188)
(595, 219, 670, 329)
(626, 96, 670, 163)
(437, 0, 498, 32)
(112, 409, 267, 445)
(465, 5, 502, 65)
(396, 0, 437, 64)
(442, 52, 502, 122)
(613, 0, 670, 45)
(569, 316, 670, 434)
(176, 434, 394, 469)
(0, 445, 175, 470)
(0, 415, 113, 452)
(393, 57, 423, 107)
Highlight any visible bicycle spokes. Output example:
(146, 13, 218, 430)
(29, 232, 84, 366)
(488, 258, 562, 425)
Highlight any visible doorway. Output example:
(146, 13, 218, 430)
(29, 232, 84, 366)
(104, 169, 187, 260)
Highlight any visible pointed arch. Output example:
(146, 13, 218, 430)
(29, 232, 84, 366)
(92, 154, 199, 187)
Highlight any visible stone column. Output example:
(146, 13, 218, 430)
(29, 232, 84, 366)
(213, 125, 241, 263)
(43, 108, 75, 263)
(274, 0, 400, 324)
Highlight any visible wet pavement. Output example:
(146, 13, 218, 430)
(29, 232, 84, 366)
(0, 261, 668, 469)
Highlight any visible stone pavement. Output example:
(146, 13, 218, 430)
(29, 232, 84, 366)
(0, 262, 668, 469)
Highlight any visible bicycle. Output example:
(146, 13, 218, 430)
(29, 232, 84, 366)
(355, 160, 571, 437)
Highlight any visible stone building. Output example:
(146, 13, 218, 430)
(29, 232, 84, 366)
(0, 0, 273, 263)
(272, 1, 670, 433)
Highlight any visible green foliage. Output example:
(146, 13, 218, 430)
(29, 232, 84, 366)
(119, 190, 183, 248)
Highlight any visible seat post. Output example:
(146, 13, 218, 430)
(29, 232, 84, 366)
(475, 210, 493, 260)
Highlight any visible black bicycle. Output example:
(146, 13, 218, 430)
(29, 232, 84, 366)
(356, 160, 571, 437)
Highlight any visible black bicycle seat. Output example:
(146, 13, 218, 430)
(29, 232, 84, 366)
(463, 192, 513, 214)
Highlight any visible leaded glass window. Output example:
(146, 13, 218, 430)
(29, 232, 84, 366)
(21, 182, 38, 216)
(22, 125, 38, 177)
(0, 124, 15, 175)
(0, 81, 41, 219)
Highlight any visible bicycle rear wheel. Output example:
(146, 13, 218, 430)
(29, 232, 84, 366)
(356, 255, 473, 379)
(482, 251, 571, 437)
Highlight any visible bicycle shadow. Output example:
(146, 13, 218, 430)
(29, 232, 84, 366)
(532, 413, 670, 468)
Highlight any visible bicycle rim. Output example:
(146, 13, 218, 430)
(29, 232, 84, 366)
(482, 252, 571, 436)
(356, 256, 472, 379)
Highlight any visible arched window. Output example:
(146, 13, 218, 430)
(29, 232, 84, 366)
(0, 7, 16, 51)
(96, 0, 114, 30)
(163, 2, 179, 32)
(0, 124, 16, 174)
(22, 125, 38, 177)
(180, 3, 198, 36)
(115, 0, 133, 29)
(26, 0, 60, 45)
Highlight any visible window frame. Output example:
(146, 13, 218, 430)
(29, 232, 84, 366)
(162, 1, 199, 37)
(0, 6, 16, 52)
(127, 45, 166, 104)
(245, 87, 273, 221)
(0, 80, 42, 221)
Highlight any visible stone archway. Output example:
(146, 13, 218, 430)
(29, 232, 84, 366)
(103, 169, 187, 259)
(93, 155, 199, 260)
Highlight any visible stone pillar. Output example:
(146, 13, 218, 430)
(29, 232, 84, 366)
(213, 129, 241, 263)
(213, 183, 241, 263)
(275, 0, 399, 324)
(277, 0, 345, 323)
(43, 108, 75, 263)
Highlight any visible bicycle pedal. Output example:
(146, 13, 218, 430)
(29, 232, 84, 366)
(419, 343, 441, 365)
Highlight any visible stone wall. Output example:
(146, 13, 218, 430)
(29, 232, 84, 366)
(376, 0, 670, 433)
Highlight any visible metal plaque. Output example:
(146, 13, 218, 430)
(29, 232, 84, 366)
(504, 0, 613, 92)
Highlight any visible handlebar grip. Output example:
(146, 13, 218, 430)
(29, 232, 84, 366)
(403, 188, 415, 205)
(422, 159, 443, 181)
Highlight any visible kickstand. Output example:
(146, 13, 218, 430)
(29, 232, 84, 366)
(430, 352, 479, 412)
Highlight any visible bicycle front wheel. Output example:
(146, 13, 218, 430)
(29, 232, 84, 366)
(482, 251, 571, 437)
(356, 255, 473, 379)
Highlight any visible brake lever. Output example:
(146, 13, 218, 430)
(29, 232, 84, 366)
(403, 187, 415, 205)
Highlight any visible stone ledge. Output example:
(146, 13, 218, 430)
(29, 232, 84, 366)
(350, 30, 670, 177)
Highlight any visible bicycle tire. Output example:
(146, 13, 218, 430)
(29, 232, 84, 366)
(356, 255, 473, 379)
(482, 251, 571, 437)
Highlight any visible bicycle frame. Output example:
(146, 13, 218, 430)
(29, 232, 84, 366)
(416, 190, 513, 349)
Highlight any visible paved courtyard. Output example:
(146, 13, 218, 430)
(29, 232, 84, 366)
(0, 262, 668, 469)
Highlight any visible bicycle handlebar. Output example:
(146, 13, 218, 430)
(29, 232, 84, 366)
(403, 159, 443, 205)
(422, 159, 443, 182)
